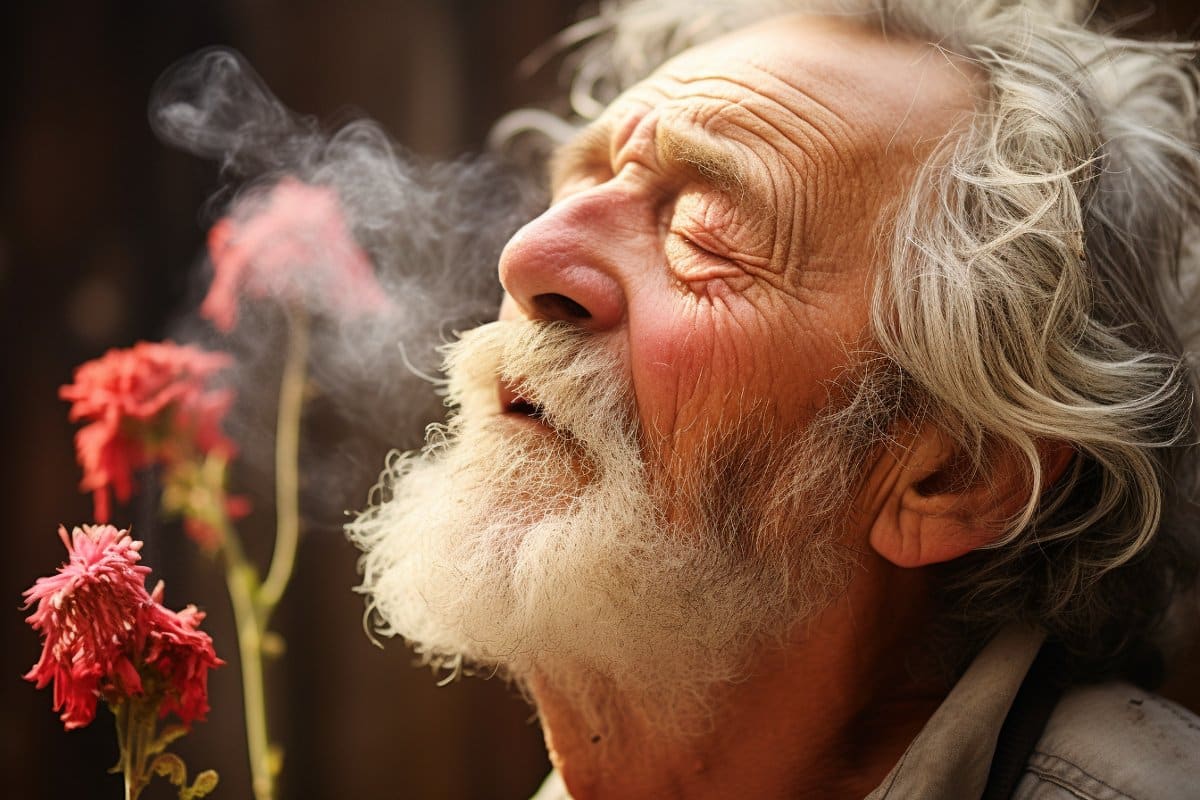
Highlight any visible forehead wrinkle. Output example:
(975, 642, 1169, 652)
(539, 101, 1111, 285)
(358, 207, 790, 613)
(683, 95, 838, 277)
(658, 93, 829, 255)
(649, 88, 832, 285)
(719, 71, 897, 265)
(665, 67, 860, 167)
(652, 70, 845, 176)
(661, 70, 862, 226)
(729, 70, 860, 179)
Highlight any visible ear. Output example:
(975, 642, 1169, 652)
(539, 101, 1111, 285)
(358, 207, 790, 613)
(868, 424, 1074, 568)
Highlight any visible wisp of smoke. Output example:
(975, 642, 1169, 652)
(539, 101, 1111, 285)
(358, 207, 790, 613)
(148, 48, 544, 527)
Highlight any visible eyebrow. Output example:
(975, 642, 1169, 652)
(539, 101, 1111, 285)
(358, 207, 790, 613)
(548, 118, 773, 220)
(655, 126, 752, 200)
(658, 126, 775, 225)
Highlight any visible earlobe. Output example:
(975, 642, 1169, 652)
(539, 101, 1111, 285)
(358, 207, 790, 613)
(868, 424, 1073, 569)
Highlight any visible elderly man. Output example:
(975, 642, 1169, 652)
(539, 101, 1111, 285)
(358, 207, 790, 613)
(349, 1, 1200, 797)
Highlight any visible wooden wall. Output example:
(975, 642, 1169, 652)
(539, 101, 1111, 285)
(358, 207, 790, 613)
(2, 2, 1196, 798)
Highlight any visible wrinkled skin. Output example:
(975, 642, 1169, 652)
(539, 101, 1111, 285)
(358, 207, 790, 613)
(495, 14, 989, 800)
(499, 14, 972, 490)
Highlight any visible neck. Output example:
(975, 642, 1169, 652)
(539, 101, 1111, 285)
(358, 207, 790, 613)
(531, 555, 950, 800)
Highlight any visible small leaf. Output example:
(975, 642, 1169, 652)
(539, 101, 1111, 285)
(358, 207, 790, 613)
(182, 769, 220, 799)
(149, 724, 190, 756)
(151, 753, 187, 787)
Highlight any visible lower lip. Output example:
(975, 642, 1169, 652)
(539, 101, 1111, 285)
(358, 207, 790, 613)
(500, 410, 555, 432)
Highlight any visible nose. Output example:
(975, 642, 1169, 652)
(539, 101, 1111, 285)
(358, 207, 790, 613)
(497, 193, 627, 331)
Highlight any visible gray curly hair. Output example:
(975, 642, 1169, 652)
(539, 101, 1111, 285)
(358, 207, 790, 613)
(499, 0, 1200, 676)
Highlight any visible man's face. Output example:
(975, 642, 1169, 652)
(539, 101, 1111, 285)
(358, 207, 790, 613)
(352, 14, 975, 733)
(498, 14, 972, 496)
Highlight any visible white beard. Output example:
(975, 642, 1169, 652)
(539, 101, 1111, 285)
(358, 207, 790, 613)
(348, 320, 863, 736)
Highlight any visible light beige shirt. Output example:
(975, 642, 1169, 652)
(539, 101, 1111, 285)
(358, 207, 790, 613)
(533, 624, 1200, 798)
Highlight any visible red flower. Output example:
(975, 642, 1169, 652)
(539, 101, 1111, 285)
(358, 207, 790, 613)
(60, 342, 236, 522)
(22, 525, 150, 729)
(23, 525, 222, 730)
(144, 582, 223, 725)
(203, 176, 389, 332)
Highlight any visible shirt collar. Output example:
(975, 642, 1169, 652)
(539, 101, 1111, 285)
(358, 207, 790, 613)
(865, 624, 1045, 799)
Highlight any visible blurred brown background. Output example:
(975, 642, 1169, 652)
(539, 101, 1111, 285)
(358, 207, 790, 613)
(3, 2, 1198, 799)
(2, 2, 581, 798)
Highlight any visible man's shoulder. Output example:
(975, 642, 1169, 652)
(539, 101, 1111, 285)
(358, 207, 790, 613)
(1013, 681, 1200, 799)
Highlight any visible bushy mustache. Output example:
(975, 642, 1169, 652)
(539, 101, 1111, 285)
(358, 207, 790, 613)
(441, 320, 639, 464)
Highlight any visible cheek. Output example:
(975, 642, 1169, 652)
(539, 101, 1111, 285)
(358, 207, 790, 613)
(627, 285, 862, 461)
(627, 290, 772, 450)
(630, 302, 693, 441)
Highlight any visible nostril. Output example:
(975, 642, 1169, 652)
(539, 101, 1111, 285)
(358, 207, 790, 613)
(533, 293, 592, 320)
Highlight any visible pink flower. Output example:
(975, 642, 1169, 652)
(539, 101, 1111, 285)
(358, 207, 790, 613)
(202, 177, 389, 331)
(23, 525, 150, 729)
(60, 342, 236, 523)
(23, 525, 222, 730)
(144, 582, 223, 725)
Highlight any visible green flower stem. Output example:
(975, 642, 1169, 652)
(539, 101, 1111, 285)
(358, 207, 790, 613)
(258, 312, 309, 613)
(113, 689, 217, 800)
(113, 693, 160, 800)
(114, 700, 133, 800)
(223, 552, 274, 800)
(217, 312, 309, 800)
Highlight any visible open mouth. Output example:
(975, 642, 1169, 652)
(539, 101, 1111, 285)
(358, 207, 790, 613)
(498, 379, 549, 426)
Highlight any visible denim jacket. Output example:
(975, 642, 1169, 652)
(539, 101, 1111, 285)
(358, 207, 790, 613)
(868, 625, 1200, 799)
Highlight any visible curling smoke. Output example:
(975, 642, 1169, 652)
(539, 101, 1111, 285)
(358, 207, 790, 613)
(149, 48, 545, 527)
